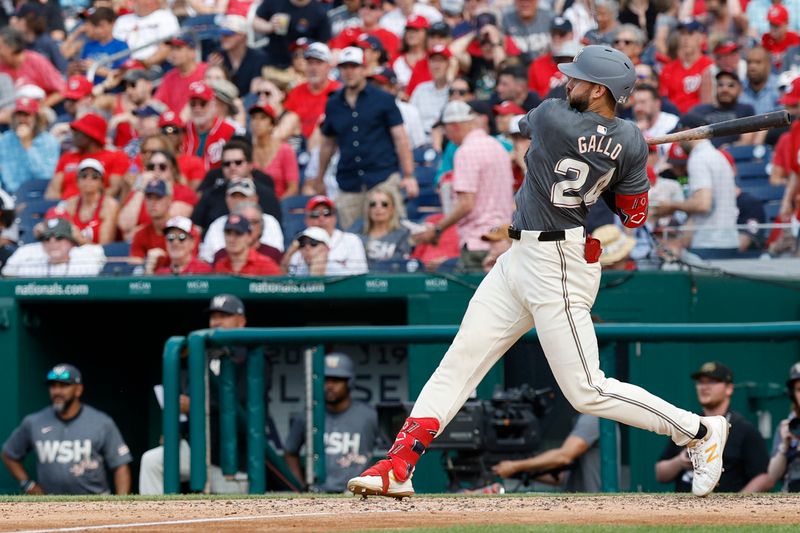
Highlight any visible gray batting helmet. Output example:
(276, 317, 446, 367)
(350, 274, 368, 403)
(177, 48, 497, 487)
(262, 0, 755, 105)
(558, 45, 636, 104)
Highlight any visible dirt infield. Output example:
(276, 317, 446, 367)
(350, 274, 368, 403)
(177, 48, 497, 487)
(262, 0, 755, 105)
(1, 494, 798, 532)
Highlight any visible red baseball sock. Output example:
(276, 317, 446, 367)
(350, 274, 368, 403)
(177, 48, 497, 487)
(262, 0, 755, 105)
(386, 417, 439, 481)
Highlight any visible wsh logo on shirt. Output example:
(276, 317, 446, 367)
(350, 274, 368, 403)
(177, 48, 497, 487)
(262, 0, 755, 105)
(35, 439, 92, 464)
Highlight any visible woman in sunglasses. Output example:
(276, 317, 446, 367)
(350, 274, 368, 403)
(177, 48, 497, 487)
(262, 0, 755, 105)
(59, 158, 120, 245)
(117, 148, 198, 240)
(250, 103, 299, 199)
(360, 185, 412, 268)
(150, 216, 212, 275)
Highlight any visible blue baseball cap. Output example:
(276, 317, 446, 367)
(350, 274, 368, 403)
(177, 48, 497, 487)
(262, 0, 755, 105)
(144, 179, 172, 197)
(46, 364, 82, 385)
(224, 214, 252, 234)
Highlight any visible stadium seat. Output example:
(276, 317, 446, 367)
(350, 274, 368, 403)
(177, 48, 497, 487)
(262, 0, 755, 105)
(102, 241, 131, 258)
(13, 179, 49, 202)
(281, 195, 313, 217)
(735, 161, 769, 180)
(100, 261, 139, 276)
(282, 213, 306, 249)
(413, 145, 441, 167)
(764, 201, 782, 220)
(726, 144, 771, 162)
(18, 199, 58, 243)
(738, 180, 785, 202)
(415, 165, 437, 189)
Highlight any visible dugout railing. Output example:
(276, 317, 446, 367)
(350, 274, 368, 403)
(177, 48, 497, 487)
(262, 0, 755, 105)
(162, 322, 800, 495)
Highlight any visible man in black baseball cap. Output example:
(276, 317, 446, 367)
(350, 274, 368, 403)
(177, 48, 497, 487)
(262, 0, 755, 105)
(655, 360, 771, 493)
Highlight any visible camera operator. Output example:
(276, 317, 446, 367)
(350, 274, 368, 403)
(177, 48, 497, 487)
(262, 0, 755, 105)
(491, 414, 603, 492)
(768, 362, 800, 492)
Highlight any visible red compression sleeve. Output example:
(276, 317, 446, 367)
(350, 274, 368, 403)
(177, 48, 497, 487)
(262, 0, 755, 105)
(615, 192, 648, 228)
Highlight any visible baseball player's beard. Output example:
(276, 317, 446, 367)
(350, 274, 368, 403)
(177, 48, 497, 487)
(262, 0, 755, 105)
(52, 396, 75, 414)
(568, 92, 590, 113)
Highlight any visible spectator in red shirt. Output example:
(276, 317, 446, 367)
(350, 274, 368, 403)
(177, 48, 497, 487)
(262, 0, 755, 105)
(276, 43, 341, 141)
(46, 113, 129, 200)
(250, 104, 299, 199)
(117, 149, 197, 239)
(184, 81, 237, 169)
(0, 27, 64, 109)
(152, 216, 211, 275)
(154, 34, 208, 115)
(213, 214, 281, 275)
(405, 20, 454, 98)
(528, 17, 574, 98)
(761, 4, 800, 70)
(659, 19, 714, 113)
(129, 179, 173, 266)
(60, 158, 120, 245)
(158, 112, 206, 188)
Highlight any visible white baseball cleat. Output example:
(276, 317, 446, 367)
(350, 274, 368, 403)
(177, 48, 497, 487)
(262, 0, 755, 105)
(347, 459, 415, 499)
(687, 415, 730, 497)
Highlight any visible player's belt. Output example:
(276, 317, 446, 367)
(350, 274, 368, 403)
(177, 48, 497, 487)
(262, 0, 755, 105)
(508, 227, 566, 242)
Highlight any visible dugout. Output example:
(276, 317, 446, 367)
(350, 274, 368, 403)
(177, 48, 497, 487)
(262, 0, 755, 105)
(0, 271, 798, 494)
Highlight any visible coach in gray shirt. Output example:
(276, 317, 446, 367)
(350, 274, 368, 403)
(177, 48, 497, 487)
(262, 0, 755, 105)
(2, 364, 132, 495)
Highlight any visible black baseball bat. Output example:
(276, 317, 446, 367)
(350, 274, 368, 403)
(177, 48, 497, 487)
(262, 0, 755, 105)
(646, 110, 790, 145)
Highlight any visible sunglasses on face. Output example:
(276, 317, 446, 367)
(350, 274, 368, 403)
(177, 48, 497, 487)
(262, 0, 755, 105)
(40, 234, 67, 242)
(308, 209, 333, 219)
(369, 200, 390, 208)
(449, 88, 469, 96)
(614, 39, 636, 46)
(299, 238, 323, 248)
(256, 90, 273, 97)
(190, 100, 208, 108)
(222, 159, 245, 168)
(147, 162, 169, 172)
(124, 81, 138, 89)
(78, 172, 102, 180)
(166, 232, 190, 242)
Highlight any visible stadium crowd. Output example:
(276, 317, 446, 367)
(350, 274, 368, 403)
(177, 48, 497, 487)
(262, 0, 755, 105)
(0, 0, 800, 277)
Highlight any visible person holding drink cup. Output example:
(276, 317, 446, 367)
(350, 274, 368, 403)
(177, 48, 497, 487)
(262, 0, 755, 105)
(254, 0, 331, 69)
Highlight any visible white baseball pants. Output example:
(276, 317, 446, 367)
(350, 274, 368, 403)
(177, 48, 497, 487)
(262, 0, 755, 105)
(410, 227, 701, 446)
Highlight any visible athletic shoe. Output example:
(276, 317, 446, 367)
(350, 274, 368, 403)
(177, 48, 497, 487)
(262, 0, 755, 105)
(687, 415, 729, 497)
(347, 459, 415, 499)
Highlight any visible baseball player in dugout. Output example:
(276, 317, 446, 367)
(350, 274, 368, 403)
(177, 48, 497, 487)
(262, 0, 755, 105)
(349, 45, 730, 499)
(655, 362, 771, 493)
(1, 364, 132, 495)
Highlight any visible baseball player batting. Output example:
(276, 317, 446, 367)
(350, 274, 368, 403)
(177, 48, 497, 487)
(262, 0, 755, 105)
(348, 46, 729, 499)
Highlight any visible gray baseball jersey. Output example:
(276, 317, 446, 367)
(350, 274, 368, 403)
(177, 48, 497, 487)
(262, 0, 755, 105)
(286, 401, 380, 493)
(2, 405, 132, 494)
(513, 99, 650, 231)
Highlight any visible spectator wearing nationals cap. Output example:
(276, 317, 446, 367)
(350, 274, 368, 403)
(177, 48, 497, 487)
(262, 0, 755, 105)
(392, 14, 431, 90)
(54, 76, 94, 126)
(711, 39, 746, 84)
(493, 100, 525, 139)
(184, 81, 238, 170)
(410, 44, 452, 142)
(249, 103, 299, 199)
(151, 216, 211, 275)
(0, 97, 58, 193)
(213, 214, 281, 275)
(284, 195, 368, 275)
(129, 178, 175, 265)
(356, 33, 388, 72)
(154, 34, 208, 116)
(59, 158, 120, 245)
(404, 20, 455, 98)
(527, 17, 574, 99)
(309, 47, 418, 230)
(46, 113, 130, 201)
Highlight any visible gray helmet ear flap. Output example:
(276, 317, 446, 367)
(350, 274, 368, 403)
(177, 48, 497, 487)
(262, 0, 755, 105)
(557, 45, 636, 104)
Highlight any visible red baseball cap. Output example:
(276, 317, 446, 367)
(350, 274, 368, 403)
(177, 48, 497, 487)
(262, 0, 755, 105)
(188, 81, 214, 102)
(120, 58, 146, 71)
(493, 100, 526, 115)
(14, 97, 39, 115)
(428, 44, 452, 59)
(305, 195, 335, 212)
(780, 77, 800, 105)
(667, 143, 688, 165)
(158, 110, 185, 129)
(249, 103, 277, 120)
(768, 4, 789, 26)
(70, 112, 107, 146)
(406, 14, 430, 30)
(713, 40, 740, 56)
(63, 75, 93, 100)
